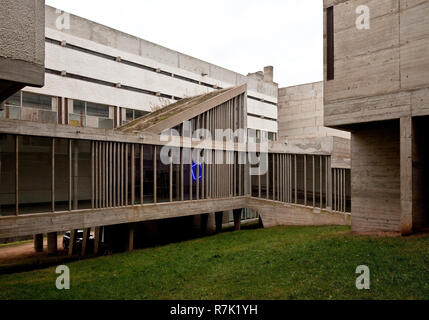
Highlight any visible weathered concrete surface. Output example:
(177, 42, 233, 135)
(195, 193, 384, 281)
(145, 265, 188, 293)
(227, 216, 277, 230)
(0, 0, 45, 100)
(324, 0, 429, 126)
(279, 82, 349, 139)
(249, 197, 350, 228)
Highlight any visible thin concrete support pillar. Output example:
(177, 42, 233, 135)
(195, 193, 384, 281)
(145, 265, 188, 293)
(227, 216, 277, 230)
(207, 213, 216, 234)
(81, 228, 90, 256)
(200, 214, 208, 236)
(68, 229, 76, 256)
(127, 223, 135, 252)
(215, 211, 223, 233)
(400, 117, 413, 235)
(233, 209, 242, 231)
(94, 227, 101, 255)
(34, 234, 43, 253)
(47, 232, 57, 255)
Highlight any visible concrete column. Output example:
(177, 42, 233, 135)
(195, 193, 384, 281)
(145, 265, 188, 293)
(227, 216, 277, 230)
(94, 226, 101, 255)
(34, 234, 43, 253)
(206, 213, 216, 234)
(47, 232, 57, 255)
(200, 214, 208, 236)
(127, 223, 135, 252)
(215, 212, 223, 233)
(233, 209, 242, 231)
(68, 229, 76, 256)
(400, 117, 413, 235)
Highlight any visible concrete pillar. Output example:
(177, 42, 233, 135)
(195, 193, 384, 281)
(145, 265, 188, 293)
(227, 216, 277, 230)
(94, 226, 101, 255)
(200, 214, 208, 236)
(263, 66, 274, 83)
(47, 232, 57, 255)
(206, 213, 216, 234)
(215, 212, 223, 233)
(233, 209, 242, 231)
(127, 223, 135, 252)
(400, 117, 413, 235)
(34, 234, 43, 253)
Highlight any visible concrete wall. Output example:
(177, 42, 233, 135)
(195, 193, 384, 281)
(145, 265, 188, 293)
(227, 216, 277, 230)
(0, 0, 45, 100)
(351, 120, 401, 233)
(278, 82, 349, 139)
(324, 0, 429, 127)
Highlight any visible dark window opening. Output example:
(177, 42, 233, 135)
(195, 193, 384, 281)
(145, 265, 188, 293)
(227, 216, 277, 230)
(327, 6, 334, 81)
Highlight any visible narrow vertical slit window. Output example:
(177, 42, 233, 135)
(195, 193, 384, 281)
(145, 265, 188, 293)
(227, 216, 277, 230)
(327, 6, 334, 80)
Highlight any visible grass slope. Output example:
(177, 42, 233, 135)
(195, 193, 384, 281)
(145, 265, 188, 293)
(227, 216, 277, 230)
(1, 226, 429, 300)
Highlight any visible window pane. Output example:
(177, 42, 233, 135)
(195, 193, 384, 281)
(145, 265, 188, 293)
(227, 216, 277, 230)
(0, 134, 16, 216)
(18, 136, 52, 214)
(157, 145, 170, 203)
(55, 139, 69, 211)
(87, 102, 109, 118)
(22, 92, 52, 110)
(143, 145, 154, 204)
(71, 140, 91, 210)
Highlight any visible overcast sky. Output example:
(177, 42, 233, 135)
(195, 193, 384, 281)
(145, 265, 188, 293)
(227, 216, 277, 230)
(45, 0, 323, 88)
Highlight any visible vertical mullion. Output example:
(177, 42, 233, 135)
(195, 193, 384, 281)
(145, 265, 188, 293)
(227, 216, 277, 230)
(319, 156, 323, 209)
(51, 138, 55, 212)
(154, 146, 157, 203)
(68, 140, 72, 211)
(140, 144, 144, 205)
(131, 144, 135, 206)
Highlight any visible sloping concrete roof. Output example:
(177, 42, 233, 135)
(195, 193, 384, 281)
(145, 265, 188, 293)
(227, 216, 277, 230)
(118, 84, 247, 134)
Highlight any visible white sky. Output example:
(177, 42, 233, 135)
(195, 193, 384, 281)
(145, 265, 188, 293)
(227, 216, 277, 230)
(45, 0, 323, 88)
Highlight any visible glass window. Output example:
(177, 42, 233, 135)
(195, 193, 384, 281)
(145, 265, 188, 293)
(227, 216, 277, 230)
(134, 110, 148, 119)
(18, 136, 52, 214)
(157, 146, 170, 203)
(126, 108, 134, 121)
(143, 145, 154, 204)
(87, 102, 109, 118)
(73, 100, 86, 115)
(296, 155, 305, 205)
(22, 92, 52, 110)
(0, 134, 16, 216)
(4, 91, 21, 107)
(71, 140, 91, 210)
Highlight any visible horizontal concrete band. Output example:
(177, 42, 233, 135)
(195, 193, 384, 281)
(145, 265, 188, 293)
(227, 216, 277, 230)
(0, 196, 349, 239)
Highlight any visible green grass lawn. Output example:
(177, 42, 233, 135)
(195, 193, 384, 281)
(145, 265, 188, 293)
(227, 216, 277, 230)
(1, 225, 428, 300)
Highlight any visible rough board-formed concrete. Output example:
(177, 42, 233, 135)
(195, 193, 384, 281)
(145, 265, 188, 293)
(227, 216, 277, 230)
(0, 0, 45, 99)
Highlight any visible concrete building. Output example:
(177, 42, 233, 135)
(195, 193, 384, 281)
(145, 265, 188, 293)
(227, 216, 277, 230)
(0, 0, 45, 101)
(323, 0, 429, 234)
(1, 5, 278, 139)
(0, 3, 352, 254)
